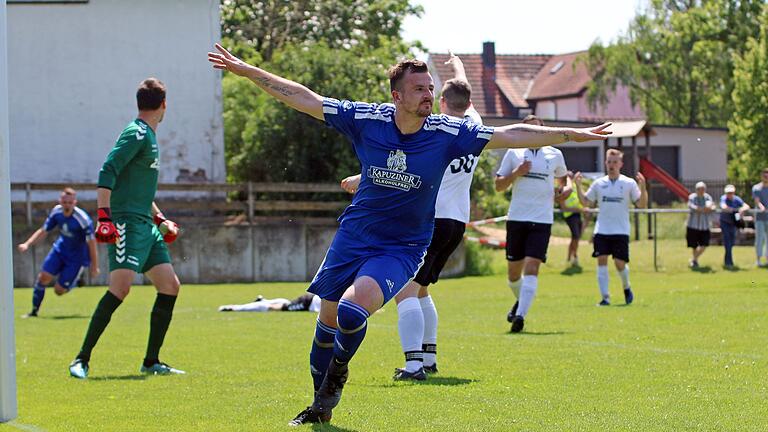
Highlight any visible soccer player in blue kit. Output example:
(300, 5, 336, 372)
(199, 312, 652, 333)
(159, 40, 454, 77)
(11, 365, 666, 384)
(17, 187, 99, 317)
(208, 43, 611, 426)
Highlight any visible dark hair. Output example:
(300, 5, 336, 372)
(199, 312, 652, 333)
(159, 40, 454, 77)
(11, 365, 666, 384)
(522, 114, 543, 126)
(441, 79, 471, 112)
(136, 78, 166, 111)
(388, 59, 429, 92)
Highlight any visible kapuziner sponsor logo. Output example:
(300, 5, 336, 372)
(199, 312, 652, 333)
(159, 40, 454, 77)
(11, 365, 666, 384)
(368, 150, 422, 192)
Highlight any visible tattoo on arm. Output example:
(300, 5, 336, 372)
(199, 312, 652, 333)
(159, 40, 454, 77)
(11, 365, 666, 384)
(254, 76, 298, 97)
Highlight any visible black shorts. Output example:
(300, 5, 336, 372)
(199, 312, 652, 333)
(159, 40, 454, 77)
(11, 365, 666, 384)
(413, 218, 466, 286)
(565, 214, 583, 239)
(505, 220, 552, 262)
(686, 227, 710, 248)
(592, 234, 630, 262)
(281, 293, 315, 312)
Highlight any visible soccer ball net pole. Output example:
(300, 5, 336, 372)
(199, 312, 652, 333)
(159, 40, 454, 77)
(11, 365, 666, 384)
(0, 0, 19, 422)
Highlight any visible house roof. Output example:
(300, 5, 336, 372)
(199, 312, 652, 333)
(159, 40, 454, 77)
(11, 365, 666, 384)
(527, 51, 591, 100)
(429, 53, 551, 116)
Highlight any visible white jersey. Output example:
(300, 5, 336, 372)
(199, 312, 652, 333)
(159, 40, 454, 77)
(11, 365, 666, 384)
(496, 146, 567, 224)
(433, 107, 484, 223)
(585, 174, 642, 235)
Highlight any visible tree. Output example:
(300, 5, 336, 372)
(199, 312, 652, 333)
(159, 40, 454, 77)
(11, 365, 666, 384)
(584, 0, 763, 128)
(728, 6, 768, 181)
(223, 39, 412, 183)
(219, 0, 422, 184)
(220, 0, 421, 61)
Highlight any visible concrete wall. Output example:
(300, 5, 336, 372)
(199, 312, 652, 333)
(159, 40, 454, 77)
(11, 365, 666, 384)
(7, 0, 224, 185)
(12, 223, 467, 287)
(652, 126, 728, 181)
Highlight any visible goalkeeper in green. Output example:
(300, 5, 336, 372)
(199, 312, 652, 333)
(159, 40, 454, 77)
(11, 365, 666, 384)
(69, 78, 185, 379)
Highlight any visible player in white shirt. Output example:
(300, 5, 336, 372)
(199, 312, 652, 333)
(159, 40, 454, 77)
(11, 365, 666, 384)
(574, 148, 647, 305)
(495, 115, 570, 333)
(339, 53, 482, 380)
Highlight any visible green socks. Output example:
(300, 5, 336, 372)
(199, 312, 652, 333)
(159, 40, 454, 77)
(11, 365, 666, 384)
(77, 291, 123, 361)
(144, 293, 177, 364)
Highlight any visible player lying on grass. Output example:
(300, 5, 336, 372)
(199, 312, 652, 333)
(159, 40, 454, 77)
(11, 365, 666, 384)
(208, 42, 610, 427)
(17, 187, 99, 318)
(219, 293, 321, 312)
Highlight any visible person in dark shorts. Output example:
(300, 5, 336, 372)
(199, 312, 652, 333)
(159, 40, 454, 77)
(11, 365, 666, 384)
(495, 115, 570, 333)
(558, 171, 586, 266)
(686, 181, 715, 268)
(574, 149, 647, 306)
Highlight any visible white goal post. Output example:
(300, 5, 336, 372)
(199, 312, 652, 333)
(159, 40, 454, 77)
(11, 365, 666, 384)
(0, 0, 19, 423)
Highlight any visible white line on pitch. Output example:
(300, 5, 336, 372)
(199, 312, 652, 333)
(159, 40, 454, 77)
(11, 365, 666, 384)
(5, 422, 47, 432)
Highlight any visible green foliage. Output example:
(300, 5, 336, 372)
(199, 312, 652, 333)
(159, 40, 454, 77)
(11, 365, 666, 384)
(728, 6, 768, 181)
(221, 0, 422, 62)
(463, 239, 495, 276)
(219, 1, 422, 183)
(470, 150, 510, 219)
(584, 0, 763, 128)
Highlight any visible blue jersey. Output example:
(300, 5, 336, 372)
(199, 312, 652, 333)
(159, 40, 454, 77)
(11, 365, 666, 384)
(323, 98, 494, 248)
(43, 205, 94, 264)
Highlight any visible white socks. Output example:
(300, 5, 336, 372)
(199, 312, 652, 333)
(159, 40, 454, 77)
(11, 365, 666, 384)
(618, 266, 630, 289)
(397, 297, 424, 372)
(419, 296, 438, 367)
(597, 265, 610, 300)
(508, 278, 522, 298)
(517, 275, 538, 317)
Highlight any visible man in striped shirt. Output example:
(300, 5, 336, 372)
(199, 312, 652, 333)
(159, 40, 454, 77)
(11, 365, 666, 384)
(686, 181, 715, 268)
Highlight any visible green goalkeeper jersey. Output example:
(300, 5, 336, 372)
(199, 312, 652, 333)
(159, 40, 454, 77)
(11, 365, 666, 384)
(97, 119, 159, 220)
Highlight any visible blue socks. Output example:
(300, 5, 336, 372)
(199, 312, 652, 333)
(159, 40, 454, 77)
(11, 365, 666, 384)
(32, 281, 46, 310)
(310, 319, 336, 392)
(334, 299, 369, 364)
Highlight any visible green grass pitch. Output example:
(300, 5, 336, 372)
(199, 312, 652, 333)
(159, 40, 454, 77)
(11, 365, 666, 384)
(6, 240, 767, 431)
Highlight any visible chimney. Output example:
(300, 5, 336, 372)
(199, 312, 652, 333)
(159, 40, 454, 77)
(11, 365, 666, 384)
(482, 41, 496, 68)
(482, 41, 497, 115)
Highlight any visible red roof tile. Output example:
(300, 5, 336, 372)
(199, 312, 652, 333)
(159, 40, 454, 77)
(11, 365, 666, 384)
(527, 51, 591, 100)
(429, 53, 551, 117)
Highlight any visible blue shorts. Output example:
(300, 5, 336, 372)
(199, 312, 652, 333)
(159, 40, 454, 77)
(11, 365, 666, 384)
(41, 249, 88, 291)
(308, 229, 426, 304)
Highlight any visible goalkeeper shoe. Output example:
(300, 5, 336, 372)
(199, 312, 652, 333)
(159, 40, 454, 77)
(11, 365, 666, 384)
(288, 407, 332, 426)
(598, 299, 611, 306)
(69, 358, 89, 379)
(312, 357, 348, 413)
(140, 362, 186, 375)
(510, 315, 525, 333)
(506, 301, 519, 323)
(624, 288, 634, 305)
(423, 363, 438, 374)
(393, 367, 426, 381)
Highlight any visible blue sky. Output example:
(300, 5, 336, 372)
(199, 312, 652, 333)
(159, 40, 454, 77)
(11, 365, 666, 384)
(402, 0, 643, 55)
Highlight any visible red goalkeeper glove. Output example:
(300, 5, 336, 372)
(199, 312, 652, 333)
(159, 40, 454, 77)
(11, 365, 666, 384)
(154, 212, 180, 243)
(95, 208, 119, 244)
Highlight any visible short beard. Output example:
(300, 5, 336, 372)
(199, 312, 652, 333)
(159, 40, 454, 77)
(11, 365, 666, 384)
(415, 105, 432, 117)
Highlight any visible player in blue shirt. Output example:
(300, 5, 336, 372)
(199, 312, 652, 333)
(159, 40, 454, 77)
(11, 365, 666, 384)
(17, 188, 99, 317)
(208, 43, 610, 426)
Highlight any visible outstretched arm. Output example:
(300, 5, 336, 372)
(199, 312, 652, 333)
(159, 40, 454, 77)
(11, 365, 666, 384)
(445, 51, 467, 82)
(485, 123, 611, 150)
(208, 43, 324, 120)
(17, 228, 47, 253)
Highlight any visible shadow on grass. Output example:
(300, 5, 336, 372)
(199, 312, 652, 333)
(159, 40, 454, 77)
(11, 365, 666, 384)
(312, 423, 359, 432)
(89, 374, 148, 381)
(723, 265, 742, 272)
(414, 376, 475, 386)
(691, 265, 714, 273)
(41, 314, 90, 320)
(508, 331, 567, 336)
(560, 265, 583, 276)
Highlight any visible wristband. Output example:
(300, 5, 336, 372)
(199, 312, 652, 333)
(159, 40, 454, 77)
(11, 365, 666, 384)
(97, 207, 112, 221)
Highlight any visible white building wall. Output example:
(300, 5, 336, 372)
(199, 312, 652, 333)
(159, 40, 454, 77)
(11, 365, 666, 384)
(536, 101, 556, 120)
(555, 97, 579, 121)
(651, 127, 728, 181)
(7, 0, 224, 185)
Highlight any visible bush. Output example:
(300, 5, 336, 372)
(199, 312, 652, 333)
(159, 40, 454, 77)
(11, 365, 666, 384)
(464, 240, 495, 276)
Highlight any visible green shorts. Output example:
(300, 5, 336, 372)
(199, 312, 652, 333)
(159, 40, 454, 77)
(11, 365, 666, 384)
(108, 214, 171, 273)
